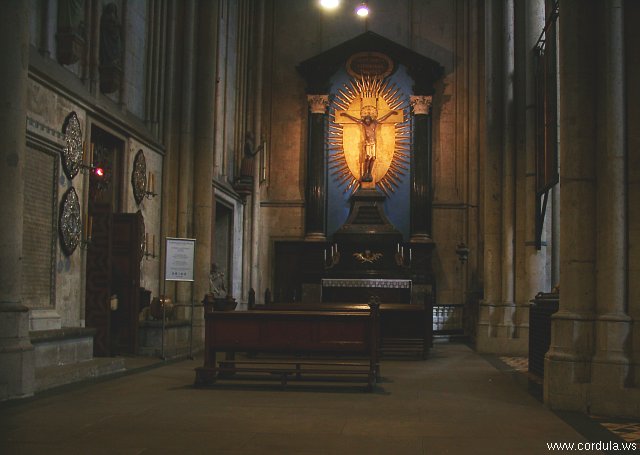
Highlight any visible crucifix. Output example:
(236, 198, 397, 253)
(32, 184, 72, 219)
(335, 103, 403, 185)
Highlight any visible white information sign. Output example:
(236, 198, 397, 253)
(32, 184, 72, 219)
(165, 237, 196, 282)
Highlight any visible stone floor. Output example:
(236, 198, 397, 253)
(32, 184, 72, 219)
(0, 342, 634, 454)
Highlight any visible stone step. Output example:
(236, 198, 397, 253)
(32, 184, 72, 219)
(35, 357, 125, 392)
(30, 327, 96, 369)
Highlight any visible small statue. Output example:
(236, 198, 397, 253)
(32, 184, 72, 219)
(99, 3, 122, 68)
(99, 2, 122, 93)
(208, 263, 227, 298)
(240, 132, 263, 178)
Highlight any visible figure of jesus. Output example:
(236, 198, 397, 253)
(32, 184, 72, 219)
(340, 110, 397, 182)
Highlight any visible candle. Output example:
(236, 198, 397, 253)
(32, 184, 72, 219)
(84, 217, 88, 239)
(401, 246, 404, 258)
(335, 243, 338, 253)
(151, 172, 155, 193)
(397, 243, 400, 253)
(409, 248, 412, 262)
(152, 234, 155, 256)
(324, 249, 327, 262)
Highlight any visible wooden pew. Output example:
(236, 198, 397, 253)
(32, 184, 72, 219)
(194, 303, 380, 391)
(263, 298, 433, 359)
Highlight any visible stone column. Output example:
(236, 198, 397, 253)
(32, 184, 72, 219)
(250, 0, 265, 298)
(522, 0, 546, 303)
(193, 0, 218, 302)
(0, 0, 34, 400)
(545, 0, 598, 411)
(591, 0, 630, 401)
(409, 95, 433, 242)
(501, 0, 516, 341)
(477, 0, 504, 353)
(176, 0, 196, 308)
(509, 0, 545, 353)
(627, 0, 640, 389)
(304, 95, 329, 241)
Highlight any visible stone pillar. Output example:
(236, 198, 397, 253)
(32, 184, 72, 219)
(591, 0, 631, 406)
(509, 0, 545, 353)
(0, 0, 34, 400)
(193, 0, 218, 302)
(176, 0, 196, 308)
(549, 0, 560, 289)
(477, 0, 504, 352)
(304, 94, 329, 241)
(501, 0, 516, 342)
(522, 0, 546, 303)
(545, 0, 598, 411)
(409, 95, 433, 242)
(250, 0, 265, 298)
(627, 0, 640, 389)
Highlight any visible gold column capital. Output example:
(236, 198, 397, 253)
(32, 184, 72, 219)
(307, 94, 329, 114)
(410, 95, 433, 115)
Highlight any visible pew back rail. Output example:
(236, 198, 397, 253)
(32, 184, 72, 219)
(194, 304, 380, 391)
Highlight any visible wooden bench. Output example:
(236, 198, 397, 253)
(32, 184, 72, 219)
(194, 303, 380, 391)
(262, 299, 432, 359)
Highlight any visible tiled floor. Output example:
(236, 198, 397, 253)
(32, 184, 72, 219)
(0, 343, 634, 454)
(594, 419, 640, 445)
(498, 355, 528, 372)
(497, 355, 640, 447)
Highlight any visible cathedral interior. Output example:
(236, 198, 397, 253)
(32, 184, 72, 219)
(1, 0, 640, 452)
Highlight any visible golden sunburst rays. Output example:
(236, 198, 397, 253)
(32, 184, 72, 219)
(328, 78, 361, 194)
(328, 75, 410, 196)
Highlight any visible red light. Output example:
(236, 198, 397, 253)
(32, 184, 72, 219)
(94, 167, 105, 177)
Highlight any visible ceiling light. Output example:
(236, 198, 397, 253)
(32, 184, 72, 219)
(356, 2, 369, 17)
(319, 0, 340, 10)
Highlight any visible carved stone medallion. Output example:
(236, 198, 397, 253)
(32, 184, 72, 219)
(59, 187, 81, 256)
(137, 210, 145, 262)
(61, 112, 83, 180)
(132, 149, 147, 205)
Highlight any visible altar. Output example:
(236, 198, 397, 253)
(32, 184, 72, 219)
(271, 33, 440, 308)
(321, 278, 412, 304)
